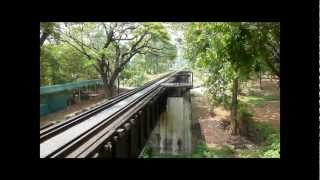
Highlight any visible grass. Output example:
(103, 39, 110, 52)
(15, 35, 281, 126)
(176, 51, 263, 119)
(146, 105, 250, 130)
(139, 145, 153, 158)
(191, 143, 236, 158)
(237, 101, 280, 158)
(190, 123, 280, 158)
(197, 79, 280, 158)
(140, 120, 280, 159)
(190, 101, 280, 158)
(240, 95, 279, 107)
(237, 122, 280, 158)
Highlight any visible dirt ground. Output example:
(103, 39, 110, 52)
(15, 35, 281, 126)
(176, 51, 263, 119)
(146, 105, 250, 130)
(191, 87, 230, 149)
(191, 78, 280, 150)
(244, 79, 280, 130)
(250, 102, 280, 130)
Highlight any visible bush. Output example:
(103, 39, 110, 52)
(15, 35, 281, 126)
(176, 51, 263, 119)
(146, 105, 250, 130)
(237, 149, 263, 158)
(239, 122, 280, 158)
(140, 145, 153, 158)
(236, 103, 280, 158)
(262, 133, 280, 158)
(191, 142, 208, 158)
(237, 103, 253, 136)
(242, 95, 279, 107)
(192, 143, 235, 158)
(253, 122, 277, 143)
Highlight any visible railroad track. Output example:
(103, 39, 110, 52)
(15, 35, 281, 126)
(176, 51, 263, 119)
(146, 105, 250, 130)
(40, 71, 179, 158)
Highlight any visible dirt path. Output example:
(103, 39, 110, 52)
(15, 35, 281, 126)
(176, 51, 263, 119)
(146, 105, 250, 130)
(191, 87, 230, 149)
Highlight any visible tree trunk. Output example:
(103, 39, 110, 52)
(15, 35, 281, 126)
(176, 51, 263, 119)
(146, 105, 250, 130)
(117, 77, 120, 95)
(40, 32, 49, 47)
(230, 77, 239, 135)
(103, 83, 114, 98)
(265, 58, 280, 79)
(259, 71, 262, 90)
(101, 73, 114, 98)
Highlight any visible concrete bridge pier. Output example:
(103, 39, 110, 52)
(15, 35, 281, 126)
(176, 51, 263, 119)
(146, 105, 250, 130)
(143, 86, 192, 157)
(141, 71, 193, 157)
(163, 88, 192, 156)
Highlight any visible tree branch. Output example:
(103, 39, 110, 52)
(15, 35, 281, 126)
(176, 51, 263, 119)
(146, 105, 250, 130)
(60, 30, 101, 58)
(264, 57, 280, 78)
(102, 23, 115, 49)
(93, 64, 102, 74)
(60, 39, 93, 60)
(40, 31, 49, 47)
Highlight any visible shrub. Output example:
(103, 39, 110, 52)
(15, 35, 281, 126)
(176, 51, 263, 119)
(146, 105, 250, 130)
(235, 103, 280, 158)
(239, 122, 280, 158)
(141, 145, 153, 158)
(192, 143, 235, 158)
(253, 122, 277, 143)
(237, 103, 253, 136)
(191, 142, 208, 158)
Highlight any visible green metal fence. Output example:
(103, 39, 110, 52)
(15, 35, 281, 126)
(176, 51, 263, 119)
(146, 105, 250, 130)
(40, 79, 103, 95)
(40, 79, 103, 117)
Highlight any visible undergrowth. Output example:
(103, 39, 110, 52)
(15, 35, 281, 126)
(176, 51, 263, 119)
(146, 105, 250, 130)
(140, 145, 153, 158)
(238, 103, 280, 158)
(192, 143, 235, 158)
(191, 102, 280, 158)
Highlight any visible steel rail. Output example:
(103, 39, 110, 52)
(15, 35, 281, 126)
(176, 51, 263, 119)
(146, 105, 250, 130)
(40, 71, 175, 142)
(40, 71, 178, 158)
(72, 87, 166, 158)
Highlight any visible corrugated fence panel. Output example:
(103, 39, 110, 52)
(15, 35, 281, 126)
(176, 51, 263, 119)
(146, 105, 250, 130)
(40, 104, 49, 116)
(40, 79, 103, 95)
(40, 79, 103, 116)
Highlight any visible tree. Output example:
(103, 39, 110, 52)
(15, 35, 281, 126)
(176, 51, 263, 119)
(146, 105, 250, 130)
(246, 23, 280, 80)
(184, 22, 280, 135)
(119, 43, 176, 87)
(58, 22, 174, 97)
(40, 22, 60, 47)
(40, 43, 99, 86)
(40, 22, 62, 85)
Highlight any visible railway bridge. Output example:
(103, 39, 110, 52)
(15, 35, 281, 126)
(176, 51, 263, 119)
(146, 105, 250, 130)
(40, 70, 193, 158)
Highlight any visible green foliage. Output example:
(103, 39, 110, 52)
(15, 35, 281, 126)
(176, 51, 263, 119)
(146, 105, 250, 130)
(241, 95, 279, 107)
(237, 127, 280, 158)
(192, 132, 279, 158)
(252, 122, 277, 143)
(120, 41, 176, 87)
(40, 22, 60, 43)
(140, 145, 153, 158)
(238, 102, 252, 120)
(184, 22, 280, 108)
(262, 133, 280, 158)
(41, 22, 176, 88)
(237, 90, 280, 158)
(236, 150, 263, 158)
(192, 143, 235, 158)
(191, 142, 209, 158)
(235, 101, 280, 158)
(239, 119, 280, 158)
(40, 43, 99, 86)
